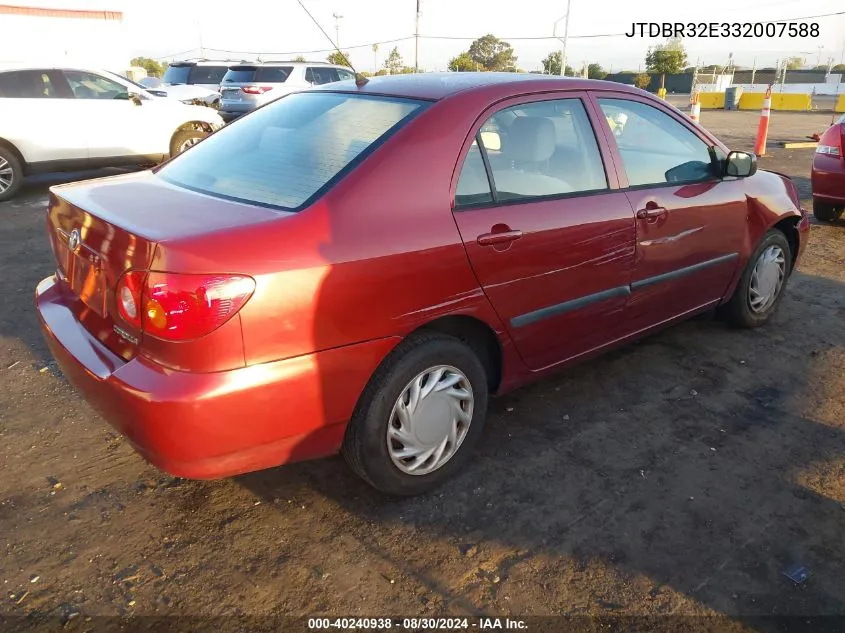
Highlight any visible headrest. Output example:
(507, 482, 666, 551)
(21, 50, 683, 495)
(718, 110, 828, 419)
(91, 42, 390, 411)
(505, 116, 556, 163)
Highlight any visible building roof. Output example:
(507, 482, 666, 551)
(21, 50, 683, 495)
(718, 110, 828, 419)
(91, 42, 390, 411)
(0, 3, 122, 20)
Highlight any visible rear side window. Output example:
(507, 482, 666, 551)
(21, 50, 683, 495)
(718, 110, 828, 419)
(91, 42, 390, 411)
(455, 98, 608, 206)
(157, 92, 427, 210)
(598, 98, 716, 186)
(0, 70, 63, 98)
(256, 66, 293, 82)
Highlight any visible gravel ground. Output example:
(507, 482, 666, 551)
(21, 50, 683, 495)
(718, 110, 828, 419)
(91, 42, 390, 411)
(1, 110, 843, 633)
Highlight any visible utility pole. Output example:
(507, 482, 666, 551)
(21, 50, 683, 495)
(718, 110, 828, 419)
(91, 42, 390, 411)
(414, 0, 421, 73)
(751, 57, 756, 85)
(333, 12, 343, 48)
(552, 0, 572, 77)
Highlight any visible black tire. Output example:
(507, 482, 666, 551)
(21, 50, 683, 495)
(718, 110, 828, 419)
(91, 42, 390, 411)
(170, 128, 208, 156)
(0, 146, 24, 202)
(343, 332, 489, 496)
(813, 201, 843, 223)
(720, 229, 792, 329)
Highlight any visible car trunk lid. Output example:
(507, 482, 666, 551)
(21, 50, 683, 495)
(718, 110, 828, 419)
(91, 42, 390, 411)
(46, 171, 283, 361)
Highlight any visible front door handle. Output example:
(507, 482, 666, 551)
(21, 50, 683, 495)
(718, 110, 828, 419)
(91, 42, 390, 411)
(477, 229, 523, 246)
(636, 206, 667, 220)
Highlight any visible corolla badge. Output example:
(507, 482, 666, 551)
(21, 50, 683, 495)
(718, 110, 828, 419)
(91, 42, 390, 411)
(68, 229, 81, 252)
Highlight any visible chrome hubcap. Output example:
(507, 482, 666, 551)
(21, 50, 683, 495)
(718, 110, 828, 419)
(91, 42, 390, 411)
(387, 365, 474, 476)
(0, 157, 13, 193)
(749, 244, 786, 313)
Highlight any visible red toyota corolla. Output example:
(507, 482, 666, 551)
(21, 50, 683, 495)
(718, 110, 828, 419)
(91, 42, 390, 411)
(35, 74, 809, 495)
(811, 113, 845, 223)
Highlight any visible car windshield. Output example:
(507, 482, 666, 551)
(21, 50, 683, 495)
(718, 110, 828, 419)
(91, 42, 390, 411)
(156, 92, 428, 210)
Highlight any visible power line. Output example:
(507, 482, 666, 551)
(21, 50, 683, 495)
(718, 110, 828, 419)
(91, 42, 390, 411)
(155, 36, 414, 60)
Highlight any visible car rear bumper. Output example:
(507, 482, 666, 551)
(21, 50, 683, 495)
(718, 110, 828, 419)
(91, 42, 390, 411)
(811, 154, 845, 204)
(35, 274, 400, 479)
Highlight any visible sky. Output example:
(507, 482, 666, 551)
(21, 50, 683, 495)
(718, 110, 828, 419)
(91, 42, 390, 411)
(8, 0, 845, 73)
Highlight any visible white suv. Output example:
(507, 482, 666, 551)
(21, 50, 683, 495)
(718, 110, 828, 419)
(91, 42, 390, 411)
(0, 64, 224, 201)
(219, 61, 355, 122)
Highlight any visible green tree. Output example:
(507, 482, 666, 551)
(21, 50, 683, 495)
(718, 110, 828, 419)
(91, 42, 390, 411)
(294, 55, 306, 62)
(130, 56, 164, 78)
(833, 64, 845, 73)
(383, 46, 404, 74)
(541, 51, 573, 76)
(375, 69, 388, 76)
(587, 63, 607, 79)
(326, 51, 351, 67)
(448, 51, 476, 72)
(785, 56, 804, 70)
(645, 37, 687, 89)
(467, 34, 516, 72)
(633, 73, 651, 89)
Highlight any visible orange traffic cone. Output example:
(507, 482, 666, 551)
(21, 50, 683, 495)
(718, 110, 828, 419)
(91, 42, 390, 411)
(754, 85, 773, 156)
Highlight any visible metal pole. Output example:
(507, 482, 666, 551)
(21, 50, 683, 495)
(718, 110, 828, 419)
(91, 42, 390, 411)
(333, 12, 343, 48)
(750, 57, 756, 85)
(415, 0, 420, 73)
(560, 0, 572, 76)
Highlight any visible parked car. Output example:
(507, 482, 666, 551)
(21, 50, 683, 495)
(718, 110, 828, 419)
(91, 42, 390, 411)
(810, 113, 845, 222)
(35, 74, 809, 496)
(0, 64, 224, 201)
(218, 60, 355, 121)
(139, 75, 220, 107)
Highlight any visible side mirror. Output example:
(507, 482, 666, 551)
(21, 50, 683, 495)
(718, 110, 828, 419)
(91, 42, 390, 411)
(725, 150, 757, 178)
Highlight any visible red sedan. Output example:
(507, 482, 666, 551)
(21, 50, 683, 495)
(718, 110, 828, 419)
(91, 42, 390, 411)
(811, 113, 845, 222)
(35, 74, 809, 496)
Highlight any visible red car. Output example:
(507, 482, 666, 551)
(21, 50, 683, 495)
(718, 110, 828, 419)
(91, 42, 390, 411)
(811, 114, 845, 222)
(35, 74, 809, 496)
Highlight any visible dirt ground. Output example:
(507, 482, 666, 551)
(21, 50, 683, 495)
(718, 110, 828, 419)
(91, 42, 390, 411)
(1, 109, 844, 632)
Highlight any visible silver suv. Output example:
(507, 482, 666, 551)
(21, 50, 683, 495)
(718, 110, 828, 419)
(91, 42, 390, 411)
(162, 60, 233, 91)
(219, 61, 355, 122)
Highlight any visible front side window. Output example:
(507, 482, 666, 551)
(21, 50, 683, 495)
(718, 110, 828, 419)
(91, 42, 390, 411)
(598, 98, 716, 187)
(336, 69, 355, 81)
(157, 92, 427, 210)
(454, 98, 608, 207)
(0, 70, 62, 98)
(64, 71, 126, 99)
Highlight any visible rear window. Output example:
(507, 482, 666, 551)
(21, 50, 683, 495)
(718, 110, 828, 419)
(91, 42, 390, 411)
(256, 66, 293, 82)
(157, 92, 427, 211)
(222, 67, 257, 83)
(222, 66, 293, 84)
(164, 64, 228, 85)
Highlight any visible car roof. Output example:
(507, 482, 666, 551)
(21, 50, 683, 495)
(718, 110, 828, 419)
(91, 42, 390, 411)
(310, 71, 646, 101)
(226, 61, 349, 68)
(168, 60, 239, 67)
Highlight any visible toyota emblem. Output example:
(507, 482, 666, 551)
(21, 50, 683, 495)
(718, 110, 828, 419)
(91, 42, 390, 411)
(68, 229, 81, 252)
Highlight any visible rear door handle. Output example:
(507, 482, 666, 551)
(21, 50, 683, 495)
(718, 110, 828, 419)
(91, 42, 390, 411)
(636, 206, 667, 220)
(477, 230, 523, 246)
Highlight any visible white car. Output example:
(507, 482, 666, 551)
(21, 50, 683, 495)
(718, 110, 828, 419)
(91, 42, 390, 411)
(139, 76, 221, 108)
(0, 64, 224, 201)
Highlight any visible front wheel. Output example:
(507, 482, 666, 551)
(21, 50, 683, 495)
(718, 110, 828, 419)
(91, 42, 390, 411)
(0, 146, 24, 202)
(170, 128, 208, 156)
(343, 332, 488, 496)
(720, 229, 792, 328)
(813, 201, 843, 223)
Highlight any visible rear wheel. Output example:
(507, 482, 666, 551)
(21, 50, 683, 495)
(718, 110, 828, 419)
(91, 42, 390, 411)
(0, 146, 23, 202)
(170, 128, 208, 156)
(721, 229, 792, 328)
(343, 332, 488, 496)
(813, 201, 843, 223)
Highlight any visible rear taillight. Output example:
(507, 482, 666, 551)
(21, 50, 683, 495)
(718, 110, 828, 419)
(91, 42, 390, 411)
(114, 271, 255, 342)
(816, 123, 843, 157)
(241, 85, 272, 94)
